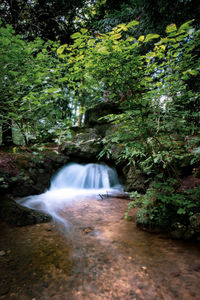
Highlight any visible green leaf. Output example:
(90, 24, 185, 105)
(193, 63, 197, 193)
(177, 208, 186, 215)
(145, 34, 160, 43)
(178, 20, 193, 33)
(58, 54, 67, 59)
(189, 69, 198, 76)
(117, 24, 128, 31)
(88, 39, 95, 46)
(11, 177, 18, 182)
(127, 20, 139, 28)
(81, 28, 88, 34)
(138, 35, 145, 42)
(71, 32, 82, 39)
(112, 33, 122, 40)
(172, 43, 180, 49)
(57, 46, 64, 55)
(166, 24, 177, 33)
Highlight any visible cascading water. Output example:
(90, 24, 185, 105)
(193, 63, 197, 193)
(50, 163, 121, 190)
(18, 163, 123, 229)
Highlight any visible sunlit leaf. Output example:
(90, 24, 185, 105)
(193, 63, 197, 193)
(178, 20, 193, 33)
(145, 34, 160, 43)
(71, 32, 82, 39)
(138, 35, 145, 42)
(166, 24, 177, 33)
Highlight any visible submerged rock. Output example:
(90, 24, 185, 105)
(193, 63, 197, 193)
(170, 222, 187, 239)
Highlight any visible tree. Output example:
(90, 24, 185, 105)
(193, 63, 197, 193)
(0, 0, 85, 42)
(0, 22, 26, 145)
(0, 21, 73, 145)
(58, 20, 199, 175)
(70, 19, 199, 228)
(88, 0, 200, 36)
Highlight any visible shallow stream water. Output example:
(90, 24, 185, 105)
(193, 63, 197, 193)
(0, 196, 200, 300)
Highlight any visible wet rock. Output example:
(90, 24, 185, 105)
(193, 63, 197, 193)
(183, 213, 200, 240)
(122, 165, 145, 192)
(0, 151, 70, 197)
(83, 227, 93, 234)
(0, 282, 9, 296)
(0, 196, 51, 226)
(183, 229, 195, 240)
(189, 213, 200, 232)
(136, 220, 163, 234)
(109, 144, 124, 162)
(170, 222, 187, 239)
(61, 128, 102, 160)
(0, 250, 6, 256)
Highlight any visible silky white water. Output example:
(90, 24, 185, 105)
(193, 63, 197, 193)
(18, 163, 123, 228)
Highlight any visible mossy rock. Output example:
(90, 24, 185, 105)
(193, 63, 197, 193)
(0, 196, 51, 226)
(61, 128, 102, 160)
(84, 101, 121, 127)
(15, 154, 31, 169)
(123, 165, 146, 192)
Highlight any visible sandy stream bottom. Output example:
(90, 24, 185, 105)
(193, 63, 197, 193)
(0, 197, 200, 300)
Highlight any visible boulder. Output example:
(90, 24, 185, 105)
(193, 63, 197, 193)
(0, 151, 70, 197)
(84, 101, 121, 127)
(170, 222, 187, 239)
(189, 213, 200, 232)
(61, 128, 102, 160)
(0, 196, 51, 226)
(0, 150, 71, 226)
(122, 165, 145, 192)
(183, 213, 200, 240)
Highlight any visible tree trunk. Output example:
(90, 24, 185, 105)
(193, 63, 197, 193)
(2, 119, 14, 146)
(78, 105, 83, 127)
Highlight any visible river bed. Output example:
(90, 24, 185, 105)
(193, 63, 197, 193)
(0, 197, 200, 299)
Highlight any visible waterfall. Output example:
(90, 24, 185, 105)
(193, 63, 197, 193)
(50, 163, 121, 190)
(18, 163, 123, 229)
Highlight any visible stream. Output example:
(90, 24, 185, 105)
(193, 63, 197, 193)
(0, 196, 200, 300)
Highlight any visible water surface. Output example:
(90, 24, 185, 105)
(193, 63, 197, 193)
(0, 197, 200, 300)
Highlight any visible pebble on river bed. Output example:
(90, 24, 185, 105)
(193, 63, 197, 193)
(0, 250, 6, 256)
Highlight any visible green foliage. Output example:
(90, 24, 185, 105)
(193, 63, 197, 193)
(94, 21, 200, 180)
(91, 0, 199, 37)
(0, 22, 73, 145)
(126, 179, 200, 228)
(2, 18, 199, 149)
(60, 19, 199, 229)
(1, 17, 199, 230)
